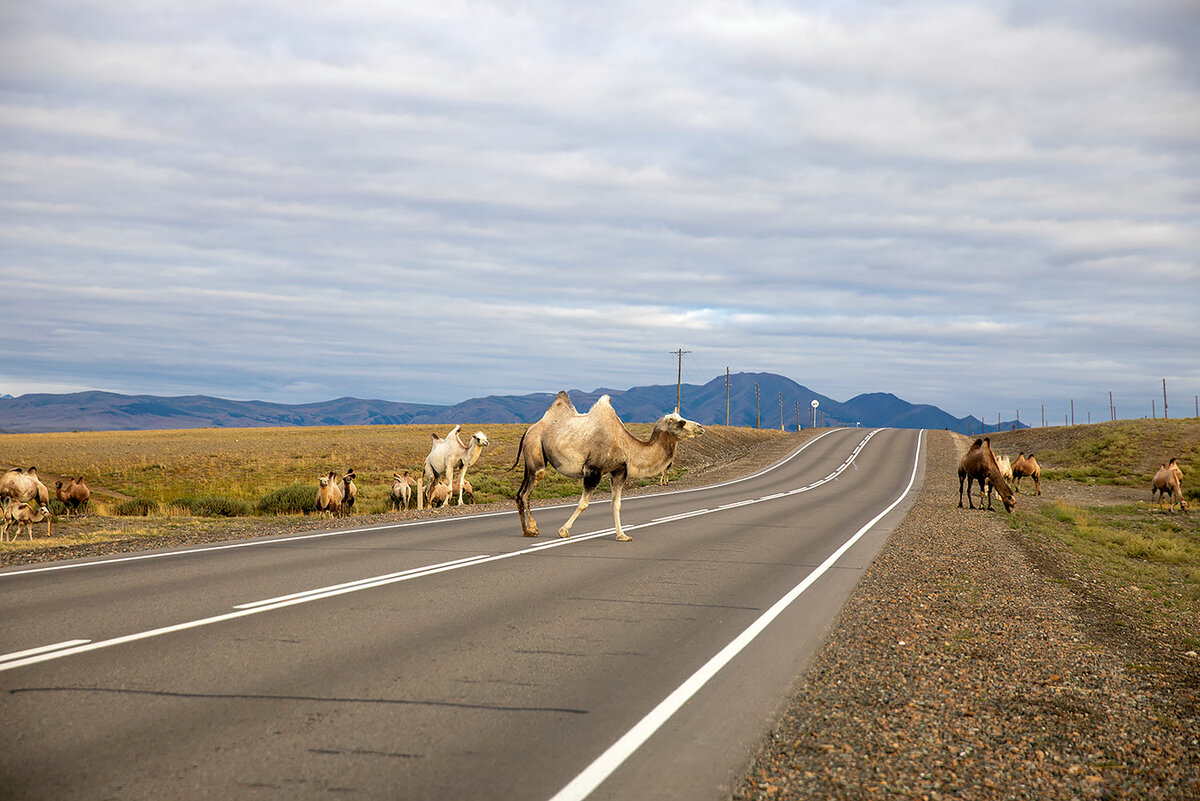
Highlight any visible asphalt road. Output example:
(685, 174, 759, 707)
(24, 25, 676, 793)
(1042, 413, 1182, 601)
(0, 426, 925, 801)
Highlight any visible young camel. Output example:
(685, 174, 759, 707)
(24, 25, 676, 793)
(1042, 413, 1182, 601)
(1011, 452, 1042, 495)
(315, 471, 344, 518)
(513, 392, 704, 542)
(390, 471, 417, 510)
(1151, 458, 1187, 512)
(424, 426, 489, 507)
(958, 437, 1015, 513)
(2, 501, 51, 542)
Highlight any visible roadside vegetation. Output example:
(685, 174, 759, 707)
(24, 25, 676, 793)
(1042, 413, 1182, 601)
(990, 419, 1200, 650)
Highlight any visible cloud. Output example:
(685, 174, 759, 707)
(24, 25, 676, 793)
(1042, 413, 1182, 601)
(0, 0, 1196, 422)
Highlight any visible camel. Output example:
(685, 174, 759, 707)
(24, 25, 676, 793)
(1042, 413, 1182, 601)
(427, 477, 474, 508)
(390, 471, 417, 510)
(341, 469, 357, 515)
(1151, 458, 1187, 512)
(1011, 452, 1042, 495)
(424, 426, 489, 507)
(1, 468, 51, 537)
(1, 467, 50, 507)
(512, 392, 704, 542)
(315, 471, 344, 518)
(2, 500, 51, 542)
(55, 477, 91, 517)
(995, 454, 1013, 485)
(958, 437, 1015, 513)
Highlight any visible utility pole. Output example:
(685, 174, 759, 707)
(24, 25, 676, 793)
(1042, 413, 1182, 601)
(795, 401, 800, 431)
(671, 349, 690, 412)
(1110, 391, 1114, 422)
(1041, 404, 1045, 428)
(1195, 395, 1198, 418)
(1070, 399, 1075, 426)
(1163, 378, 1168, 419)
(754, 383, 760, 429)
(779, 392, 784, 430)
(725, 367, 730, 426)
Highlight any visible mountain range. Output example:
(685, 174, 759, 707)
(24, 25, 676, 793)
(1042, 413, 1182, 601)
(0, 373, 1022, 434)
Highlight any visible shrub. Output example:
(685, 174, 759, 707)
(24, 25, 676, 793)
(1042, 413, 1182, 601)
(258, 484, 318, 515)
(115, 497, 160, 516)
(173, 495, 253, 517)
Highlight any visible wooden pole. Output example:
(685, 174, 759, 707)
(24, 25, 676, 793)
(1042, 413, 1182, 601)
(672, 348, 690, 412)
(1163, 378, 1168, 419)
(725, 367, 730, 426)
(755, 383, 760, 429)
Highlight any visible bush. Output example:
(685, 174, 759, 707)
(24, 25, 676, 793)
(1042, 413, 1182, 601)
(258, 484, 318, 515)
(173, 495, 253, 517)
(115, 497, 160, 516)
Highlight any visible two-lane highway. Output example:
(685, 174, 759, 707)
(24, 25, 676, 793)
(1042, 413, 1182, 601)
(1, 426, 925, 800)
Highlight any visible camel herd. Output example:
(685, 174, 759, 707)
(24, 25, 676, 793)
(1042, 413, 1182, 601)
(958, 437, 1187, 514)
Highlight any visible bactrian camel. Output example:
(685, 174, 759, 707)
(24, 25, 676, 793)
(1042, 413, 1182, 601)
(1151, 458, 1187, 512)
(2, 501, 50, 543)
(424, 426, 489, 506)
(390, 471, 417, 510)
(1, 467, 51, 537)
(513, 392, 703, 542)
(958, 437, 1015, 513)
(55, 477, 90, 517)
(1011, 452, 1042, 495)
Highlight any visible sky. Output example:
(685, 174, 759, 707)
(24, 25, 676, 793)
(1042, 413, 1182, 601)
(2, 0, 1197, 425)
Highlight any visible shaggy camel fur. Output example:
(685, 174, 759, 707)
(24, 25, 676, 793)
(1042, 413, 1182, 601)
(424, 426, 489, 507)
(2, 501, 50, 542)
(55, 477, 90, 517)
(427, 477, 474, 508)
(513, 392, 703, 542)
(1011, 452, 1042, 495)
(390, 471, 417, 510)
(1151, 458, 1187, 512)
(316, 471, 344, 518)
(958, 437, 1015, 513)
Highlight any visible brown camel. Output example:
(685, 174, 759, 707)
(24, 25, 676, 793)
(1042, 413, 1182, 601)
(513, 391, 703, 541)
(1151, 458, 1187, 512)
(1011, 452, 1042, 495)
(55, 477, 91, 517)
(958, 437, 1015, 513)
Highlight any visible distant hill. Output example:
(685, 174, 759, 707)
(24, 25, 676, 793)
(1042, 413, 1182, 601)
(0, 373, 1021, 434)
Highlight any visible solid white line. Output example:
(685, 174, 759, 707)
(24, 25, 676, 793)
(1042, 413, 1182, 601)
(0, 429, 879, 673)
(546, 429, 924, 801)
(0, 431, 846, 579)
(0, 639, 92, 664)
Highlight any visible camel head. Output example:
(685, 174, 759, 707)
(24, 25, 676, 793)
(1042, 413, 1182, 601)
(470, 431, 489, 449)
(657, 410, 704, 440)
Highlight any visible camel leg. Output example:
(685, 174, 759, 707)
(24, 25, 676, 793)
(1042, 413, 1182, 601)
(1033, 476, 1041, 496)
(517, 467, 543, 536)
(611, 469, 631, 541)
(559, 468, 603, 538)
(984, 478, 995, 511)
(958, 471, 966, 508)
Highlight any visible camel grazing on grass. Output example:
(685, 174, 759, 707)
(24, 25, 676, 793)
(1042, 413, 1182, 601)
(1151, 458, 1187, 512)
(513, 392, 703, 542)
(55, 477, 90, 517)
(958, 437, 1015, 513)
(1011, 452, 1042, 495)
(424, 426, 489, 507)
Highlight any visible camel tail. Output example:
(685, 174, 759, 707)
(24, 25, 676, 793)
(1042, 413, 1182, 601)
(509, 428, 530, 472)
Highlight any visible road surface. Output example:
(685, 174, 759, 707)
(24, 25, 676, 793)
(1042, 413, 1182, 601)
(0, 426, 925, 800)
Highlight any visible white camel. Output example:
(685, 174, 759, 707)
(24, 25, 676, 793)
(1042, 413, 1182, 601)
(424, 425, 489, 506)
(513, 392, 703, 542)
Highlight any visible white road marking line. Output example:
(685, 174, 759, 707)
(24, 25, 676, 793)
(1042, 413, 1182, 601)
(0, 432, 846, 579)
(547, 429, 924, 801)
(0, 429, 884, 673)
(0, 639, 92, 664)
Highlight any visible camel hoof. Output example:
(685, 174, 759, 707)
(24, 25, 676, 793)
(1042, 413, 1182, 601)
(557, 527, 571, 538)
(523, 530, 540, 537)
(615, 532, 632, 542)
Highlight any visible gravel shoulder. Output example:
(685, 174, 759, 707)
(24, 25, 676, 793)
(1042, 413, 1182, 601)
(733, 429, 1199, 800)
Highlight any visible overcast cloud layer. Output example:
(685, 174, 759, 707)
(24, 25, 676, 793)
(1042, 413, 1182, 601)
(2, 1, 1197, 424)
